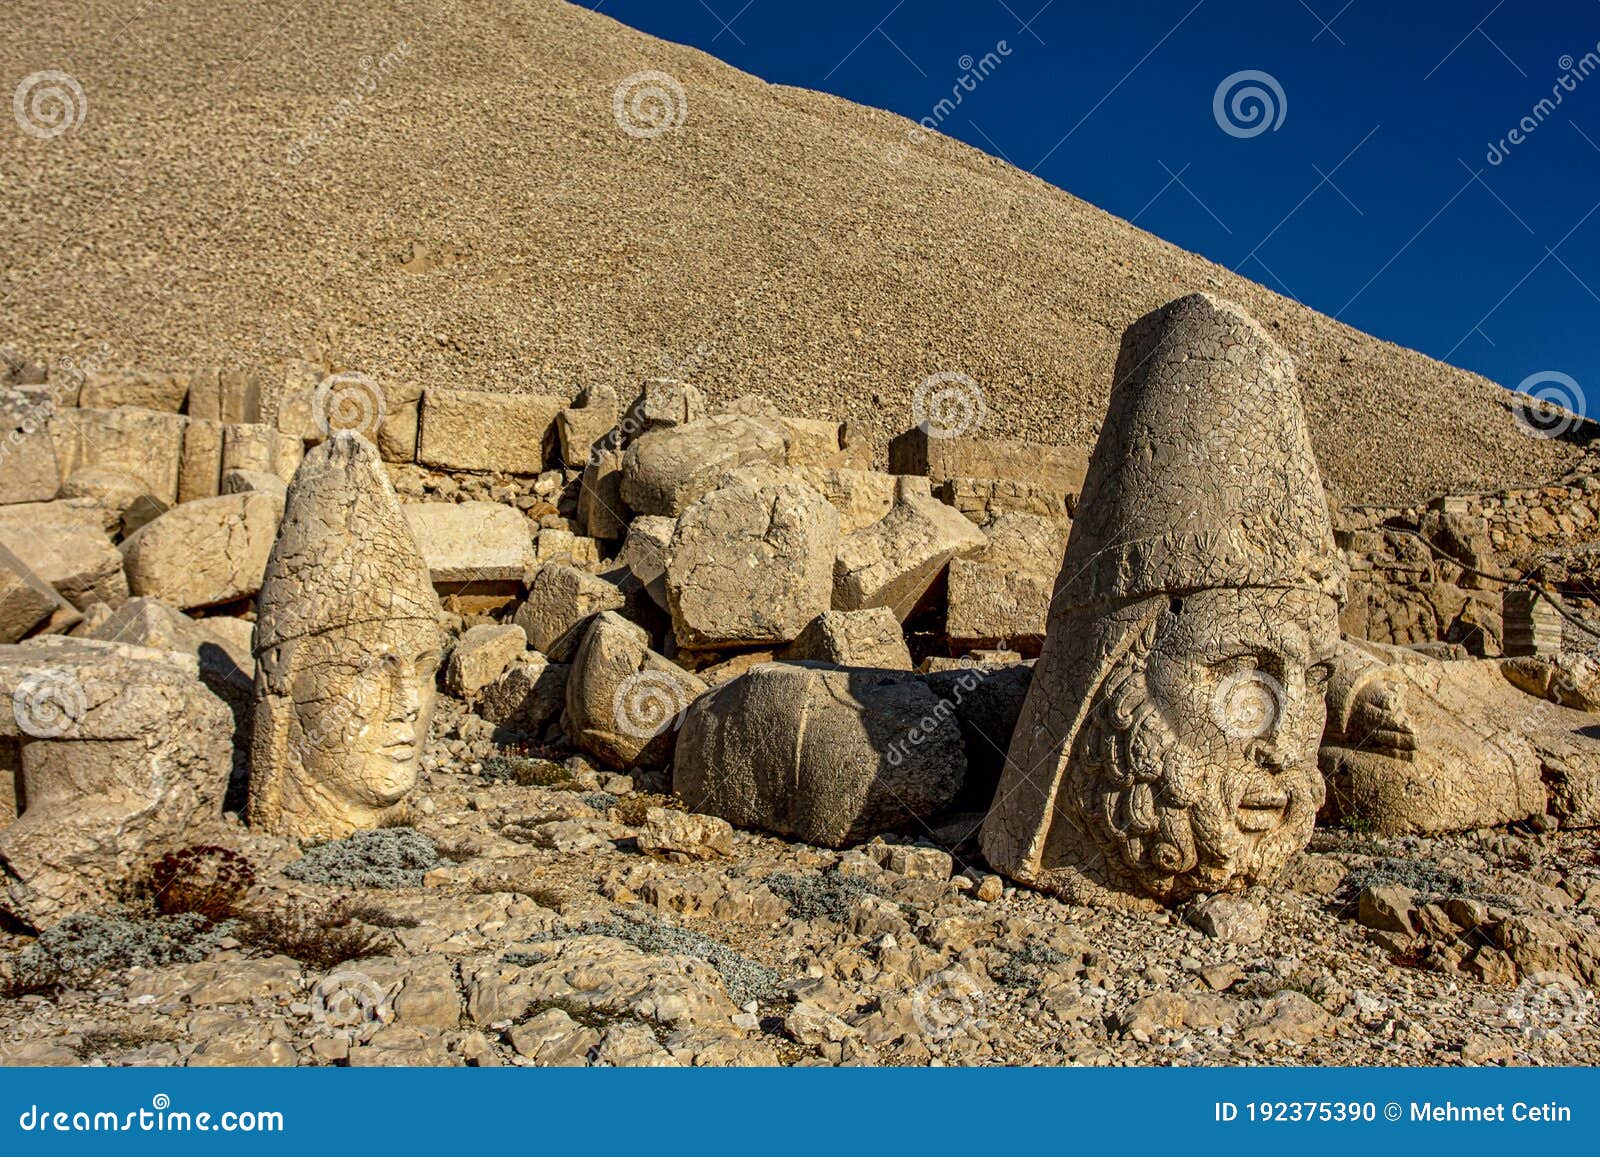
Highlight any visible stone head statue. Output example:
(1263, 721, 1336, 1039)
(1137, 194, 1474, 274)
(249, 433, 442, 839)
(980, 293, 1346, 909)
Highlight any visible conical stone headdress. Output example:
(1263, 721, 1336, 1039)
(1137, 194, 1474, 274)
(255, 432, 439, 655)
(1058, 291, 1345, 611)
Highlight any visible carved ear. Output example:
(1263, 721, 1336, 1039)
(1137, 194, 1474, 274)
(257, 641, 297, 697)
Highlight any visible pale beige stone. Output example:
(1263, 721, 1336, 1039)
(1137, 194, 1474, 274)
(832, 477, 985, 620)
(619, 379, 705, 441)
(664, 478, 839, 649)
(50, 407, 186, 503)
(720, 462, 897, 534)
(0, 386, 60, 504)
(178, 416, 225, 502)
(620, 415, 787, 517)
(0, 503, 127, 611)
(617, 515, 675, 611)
(945, 513, 1068, 656)
(981, 295, 1346, 910)
(556, 385, 619, 468)
(120, 492, 283, 610)
(402, 501, 536, 585)
(674, 662, 966, 847)
(222, 422, 303, 485)
(780, 608, 912, 669)
(418, 388, 563, 474)
(513, 564, 626, 662)
(250, 434, 444, 839)
(444, 623, 527, 699)
(564, 611, 706, 770)
(0, 639, 233, 926)
(77, 369, 189, 412)
(889, 427, 1089, 497)
(578, 446, 630, 540)
(0, 544, 81, 642)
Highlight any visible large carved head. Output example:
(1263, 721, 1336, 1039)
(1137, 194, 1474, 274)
(250, 433, 442, 839)
(982, 294, 1346, 908)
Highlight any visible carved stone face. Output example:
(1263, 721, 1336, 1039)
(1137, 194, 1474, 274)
(286, 619, 440, 813)
(1060, 587, 1339, 903)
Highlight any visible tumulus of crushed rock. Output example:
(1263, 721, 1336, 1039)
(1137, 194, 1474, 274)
(0, 0, 1585, 506)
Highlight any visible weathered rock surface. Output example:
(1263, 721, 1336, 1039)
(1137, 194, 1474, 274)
(513, 565, 626, 663)
(0, 386, 60, 505)
(0, 503, 128, 611)
(0, 544, 81, 643)
(621, 416, 786, 517)
(120, 492, 283, 610)
(832, 478, 985, 620)
(780, 608, 913, 670)
(402, 502, 536, 585)
(419, 389, 563, 475)
(565, 612, 707, 770)
(445, 624, 527, 700)
(675, 662, 966, 847)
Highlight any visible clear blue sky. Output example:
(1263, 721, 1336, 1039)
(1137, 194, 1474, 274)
(588, 0, 1600, 413)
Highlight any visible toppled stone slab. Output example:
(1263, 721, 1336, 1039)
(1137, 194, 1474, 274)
(178, 417, 225, 503)
(664, 478, 839, 649)
(780, 608, 912, 669)
(419, 388, 564, 474)
(403, 501, 536, 585)
(0, 639, 233, 926)
(674, 662, 966, 847)
(565, 611, 707, 769)
(946, 512, 1067, 656)
(556, 384, 619, 468)
(617, 515, 675, 611)
(0, 543, 81, 643)
(51, 407, 186, 504)
(832, 477, 986, 619)
(0, 502, 127, 611)
(477, 654, 570, 739)
(445, 623, 528, 699)
(120, 492, 283, 610)
(889, 427, 1089, 498)
(619, 379, 705, 442)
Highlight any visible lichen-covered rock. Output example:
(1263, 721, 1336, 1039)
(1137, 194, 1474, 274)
(674, 662, 966, 847)
(0, 639, 233, 927)
(665, 479, 839, 649)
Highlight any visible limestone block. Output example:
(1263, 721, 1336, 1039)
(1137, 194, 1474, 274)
(945, 513, 1068, 656)
(665, 479, 839, 649)
(721, 463, 897, 534)
(59, 467, 155, 526)
(564, 612, 706, 770)
(178, 416, 225, 502)
(51, 407, 186, 503)
(579, 445, 630, 540)
(889, 428, 1089, 498)
(619, 379, 705, 443)
(832, 477, 986, 620)
(0, 386, 60, 504)
(620, 416, 787, 517)
(0, 502, 127, 610)
(418, 388, 564, 475)
(0, 639, 233, 926)
(477, 655, 569, 738)
(673, 662, 966, 847)
(77, 369, 189, 412)
(534, 529, 601, 567)
(402, 501, 536, 584)
(0, 543, 81, 642)
(120, 492, 282, 610)
(618, 515, 676, 611)
(512, 564, 625, 662)
(779, 608, 912, 670)
(556, 385, 619, 468)
(222, 423, 303, 485)
(444, 623, 528, 699)
(88, 597, 254, 693)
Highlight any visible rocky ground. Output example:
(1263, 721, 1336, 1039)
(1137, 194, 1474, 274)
(3, 702, 1596, 1068)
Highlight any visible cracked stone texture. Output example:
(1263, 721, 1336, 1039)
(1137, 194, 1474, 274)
(720, 462, 898, 535)
(564, 611, 707, 771)
(1321, 641, 1582, 833)
(0, 639, 232, 927)
(512, 564, 626, 662)
(832, 476, 986, 621)
(0, 544, 80, 643)
(674, 662, 966, 847)
(250, 433, 443, 840)
(621, 416, 788, 518)
(418, 388, 565, 475)
(50, 408, 185, 504)
(444, 623, 527, 701)
(946, 512, 1069, 656)
(402, 501, 537, 585)
(120, 492, 283, 610)
(220, 423, 302, 486)
(0, 501, 128, 612)
(0, 387, 60, 505)
(982, 294, 1346, 911)
(665, 479, 839, 649)
(780, 608, 913, 670)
